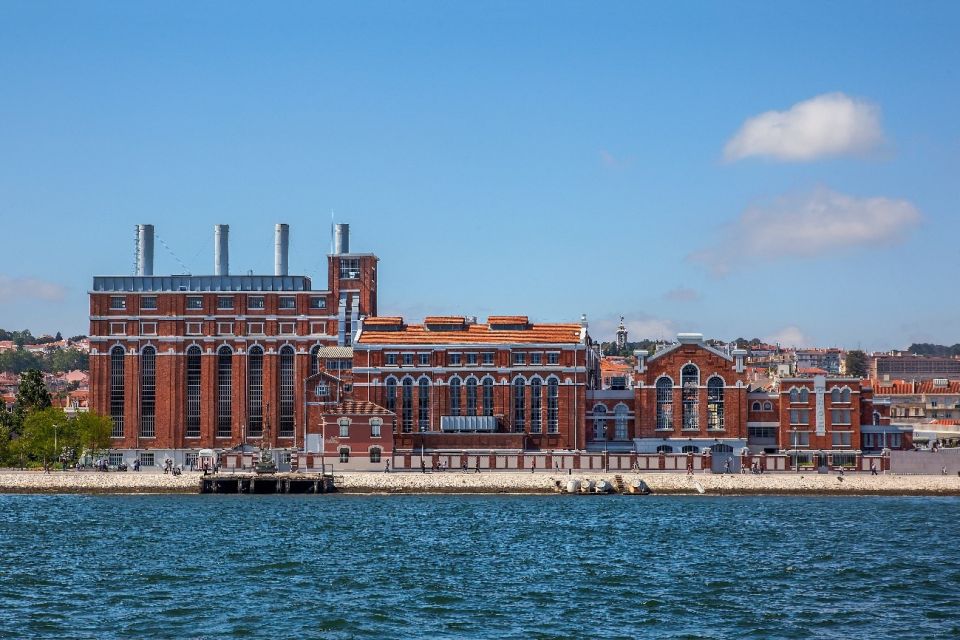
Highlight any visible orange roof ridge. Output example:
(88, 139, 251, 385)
(488, 315, 529, 325)
(365, 316, 404, 325)
(424, 316, 466, 324)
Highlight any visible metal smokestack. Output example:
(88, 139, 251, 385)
(274, 223, 289, 276)
(214, 224, 229, 276)
(334, 223, 350, 255)
(136, 224, 154, 276)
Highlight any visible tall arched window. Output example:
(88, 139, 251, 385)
(248, 346, 264, 437)
(841, 388, 851, 403)
(278, 346, 295, 437)
(140, 346, 156, 438)
(799, 388, 809, 402)
(530, 378, 542, 433)
(656, 377, 673, 430)
(384, 377, 397, 413)
(185, 346, 201, 438)
(831, 388, 841, 403)
(216, 346, 233, 438)
(707, 376, 724, 430)
(418, 378, 430, 431)
(790, 388, 799, 403)
(593, 404, 607, 440)
(681, 364, 699, 430)
(547, 378, 559, 433)
(310, 345, 322, 376)
(401, 379, 413, 432)
(465, 378, 477, 416)
(109, 346, 125, 438)
(449, 377, 461, 417)
(512, 378, 526, 432)
(482, 378, 494, 417)
(614, 404, 629, 440)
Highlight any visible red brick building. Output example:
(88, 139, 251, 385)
(88, 223, 377, 468)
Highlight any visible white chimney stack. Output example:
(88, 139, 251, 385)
(214, 224, 229, 276)
(274, 223, 289, 276)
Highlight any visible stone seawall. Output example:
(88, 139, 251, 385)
(2, 470, 960, 495)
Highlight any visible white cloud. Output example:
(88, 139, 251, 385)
(764, 326, 812, 349)
(689, 186, 921, 276)
(0, 276, 67, 303)
(662, 287, 700, 302)
(724, 92, 884, 162)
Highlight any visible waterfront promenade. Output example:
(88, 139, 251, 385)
(1, 469, 959, 495)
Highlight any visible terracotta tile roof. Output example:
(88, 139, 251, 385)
(798, 367, 829, 375)
(931, 419, 960, 426)
(601, 359, 631, 374)
(322, 400, 394, 415)
(873, 379, 960, 395)
(358, 318, 582, 345)
(424, 316, 466, 325)
(488, 315, 529, 325)
(364, 316, 404, 327)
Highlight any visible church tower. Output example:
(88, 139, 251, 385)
(616, 316, 628, 350)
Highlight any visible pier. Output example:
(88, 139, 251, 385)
(199, 473, 336, 495)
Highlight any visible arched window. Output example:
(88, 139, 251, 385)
(707, 376, 724, 430)
(681, 445, 699, 454)
(482, 377, 494, 417)
(751, 401, 762, 412)
(799, 388, 809, 402)
(185, 346, 202, 438)
(140, 346, 156, 438)
(109, 346, 125, 438)
(369, 447, 382, 463)
(712, 443, 733, 453)
(656, 444, 673, 453)
(449, 377, 461, 417)
(466, 378, 478, 416)
(614, 404, 629, 440)
(339, 447, 350, 463)
(402, 379, 413, 432)
(763, 401, 773, 412)
(278, 346, 295, 437)
(681, 365, 699, 430)
(656, 377, 673, 430)
(513, 378, 526, 432)
(841, 388, 851, 403)
(547, 378, 559, 433)
(418, 378, 430, 431)
(831, 388, 841, 402)
(248, 346, 264, 437)
(216, 346, 233, 438)
(593, 404, 607, 440)
(385, 377, 397, 413)
(530, 378, 542, 434)
(789, 388, 799, 403)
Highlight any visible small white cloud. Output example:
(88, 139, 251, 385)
(724, 92, 884, 162)
(0, 276, 67, 303)
(689, 186, 921, 276)
(663, 287, 701, 302)
(764, 326, 812, 349)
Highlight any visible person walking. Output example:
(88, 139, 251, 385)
(420, 459, 426, 474)
(870, 461, 878, 476)
(384, 460, 390, 473)
(475, 458, 481, 474)
(531, 459, 536, 474)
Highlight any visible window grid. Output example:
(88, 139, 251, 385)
(513, 379, 525, 432)
(707, 377, 724, 430)
(110, 347, 124, 438)
(656, 378, 673, 430)
(185, 347, 201, 438)
(279, 347, 295, 437)
(418, 379, 430, 431)
(385, 378, 397, 412)
(681, 365, 699, 430)
(248, 348, 264, 437)
(482, 378, 494, 417)
(449, 378, 461, 416)
(614, 405, 628, 440)
(530, 379, 542, 433)
(216, 348, 232, 438)
(139, 347, 156, 438)
(402, 380, 413, 432)
(466, 379, 477, 416)
(547, 379, 559, 433)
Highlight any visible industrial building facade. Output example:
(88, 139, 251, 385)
(89, 222, 903, 470)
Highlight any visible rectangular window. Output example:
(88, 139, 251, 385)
(418, 353, 430, 366)
(217, 350, 232, 438)
(790, 409, 810, 425)
(139, 349, 156, 438)
(185, 452, 198, 468)
(339, 419, 350, 438)
(371, 419, 381, 438)
(530, 382, 542, 433)
(482, 352, 494, 366)
(217, 322, 234, 336)
(790, 431, 810, 447)
(140, 322, 157, 337)
(110, 296, 126, 310)
(109, 453, 124, 467)
(140, 296, 157, 311)
(247, 296, 265, 310)
(139, 453, 155, 467)
(531, 353, 542, 365)
(386, 353, 397, 366)
(547, 352, 560, 365)
(278, 349, 295, 437)
(309, 296, 326, 309)
(310, 321, 327, 335)
(831, 409, 851, 425)
(279, 322, 296, 335)
(547, 381, 559, 433)
(339, 447, 350, 463)
(109, 322, 126, 336)
(466, 353, 478, 365)
(832, 431, 852, 447)
(217, 296, 234, 310)
(186, 349, 201, 438)
(513, 352, 526, 365)
(403, 353, 414, 366)
(449, 353, 462, 366)
(247, 322, 264, 335)
(186, 322, 203, 336)
(186, 296, 203, 310)
(339, 258, 361, 279)
(278, 296, 296, 310)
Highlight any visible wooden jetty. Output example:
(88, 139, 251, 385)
(199, 473, 336, 495)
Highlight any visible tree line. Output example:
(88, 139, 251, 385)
(907, 343, 960, 357)
(0, 370, 112, 468)
(0, 347, 89, 375)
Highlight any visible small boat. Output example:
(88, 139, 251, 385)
(565, 479, 581, 494)
(628, 480, 652, 495)
(595, 479, 613, 494)
(694, 481, 706, 494)
(580, 479, 596, 493)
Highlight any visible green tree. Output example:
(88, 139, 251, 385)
(20, 407, 72, 468)
(48, 348, 89, 373)
(73, 412, 113, 460)
(0, 347, 45, 374)
(845, 350, 869, 378)
(16, 369, 52, 413)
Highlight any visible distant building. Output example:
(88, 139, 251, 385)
(795, 349, 843, 375)
(615, 316, 628, 351)
(871, 354, 960, 381)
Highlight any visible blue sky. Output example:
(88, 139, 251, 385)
(0, 1, 958, 350)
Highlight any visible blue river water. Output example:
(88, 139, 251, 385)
(0, 494, 958, 639)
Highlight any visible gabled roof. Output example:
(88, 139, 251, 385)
(647, 334, 733, 363)
(357, 316, 583, 345)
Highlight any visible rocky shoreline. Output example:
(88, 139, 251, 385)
(2, 469, 960, 496)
